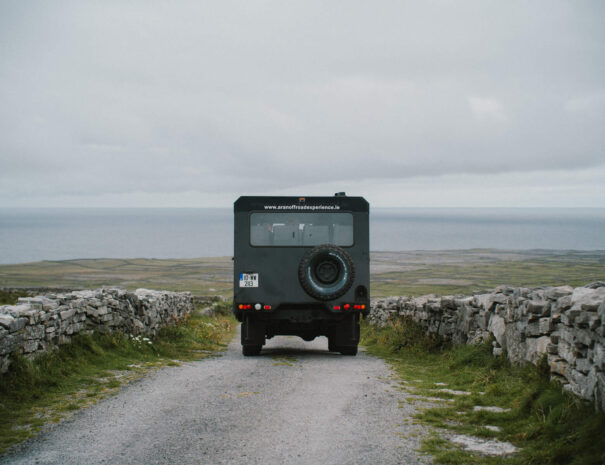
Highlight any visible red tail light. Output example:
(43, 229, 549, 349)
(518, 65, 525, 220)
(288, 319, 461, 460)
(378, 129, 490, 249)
(333, 305, 341, 310)
(264, 305, 271, 310)
(343, 304, 351, 310)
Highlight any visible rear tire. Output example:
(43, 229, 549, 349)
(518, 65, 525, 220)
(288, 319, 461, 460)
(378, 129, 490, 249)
(340, 346, 358, 356)
(328, 337, 337, 352)
(242, 344, 262, 356)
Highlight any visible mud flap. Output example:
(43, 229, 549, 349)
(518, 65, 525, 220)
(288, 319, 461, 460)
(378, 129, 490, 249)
(332, 313, 360, 347)
(241, 315, 266, 346)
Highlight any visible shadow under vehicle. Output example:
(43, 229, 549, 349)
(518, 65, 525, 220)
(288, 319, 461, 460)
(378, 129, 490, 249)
(233, 193, 370, 356)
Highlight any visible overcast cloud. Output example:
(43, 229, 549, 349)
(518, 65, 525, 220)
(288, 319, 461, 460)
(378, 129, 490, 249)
(1, 0, 604, 207)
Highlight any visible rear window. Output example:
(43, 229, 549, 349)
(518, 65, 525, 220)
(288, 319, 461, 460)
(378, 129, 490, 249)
(250, 212, 354, 247)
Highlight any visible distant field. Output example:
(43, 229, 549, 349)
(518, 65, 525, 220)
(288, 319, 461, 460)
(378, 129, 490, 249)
(0, 250, 604, 298)
(0, 258, 233, 296)
(370, 249, 605, 296)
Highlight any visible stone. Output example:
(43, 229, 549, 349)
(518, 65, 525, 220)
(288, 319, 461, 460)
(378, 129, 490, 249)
(484, 425, 501, 432)
(96, 306, 109, 316)
(449, 434, 518, 456)
(572, 328, 592, 349)
(0, 356, 10, 374)
(438, 388, 471, 396)
(0, 333, 20, 355)
(60, 309, 76, 320)
(526, 322, 541, 337)
(553, 295, 573, 312)
(474, 311, 489, 330)
(473, 406, 511, 413)
(539, 317, 553, 334)
(486, 293, 508, 311)
(580, 368, 600, 403)
(23, 339, 38, 353)
(576, 358, 592, 374)
(589, 314, 601, 330)
(525, 336, 551, 363)
(504, 323, 526, 363)
(23, 325, 44, 340)
(12, 318, 27, 332)
(570, 369, 588, 393)
(0, 314, 15, 329)
(545, 286, 574, 300)
(599, 302, 605, 318)
(593, 343, 605, 370)
(488, 314, 506, 348)
(548, 355, 567, 376)
(558, 341, 577, 365)
(527, 300, 549, 315)
(473, 294, 491, 309)
(575, 312, 592, 327)
(571, 287, 605, 312)
(586, 282, 605, 289)
(550, 331, 560, 344)
(564, 383, 581, 397)
(454, 296, 473, 306)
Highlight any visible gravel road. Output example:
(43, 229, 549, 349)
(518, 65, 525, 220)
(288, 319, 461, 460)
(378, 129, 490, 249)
(2, 327, 429, 465)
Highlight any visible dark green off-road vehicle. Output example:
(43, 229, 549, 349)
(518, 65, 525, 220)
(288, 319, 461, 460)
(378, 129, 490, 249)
(233, 193, 370, 356)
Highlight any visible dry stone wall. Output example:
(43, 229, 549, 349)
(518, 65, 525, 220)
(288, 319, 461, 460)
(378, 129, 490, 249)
(0, 288, 193, 373)
(369, 283, 605, 410)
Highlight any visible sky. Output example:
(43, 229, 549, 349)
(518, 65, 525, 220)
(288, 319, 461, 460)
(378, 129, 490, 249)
(1, 1, 604, 208)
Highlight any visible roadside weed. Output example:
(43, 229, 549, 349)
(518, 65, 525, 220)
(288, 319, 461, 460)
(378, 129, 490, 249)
(361, 320, 605, 465)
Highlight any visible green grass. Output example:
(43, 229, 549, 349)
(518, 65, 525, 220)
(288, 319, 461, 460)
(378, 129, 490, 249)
(361, 319, 605, 465)
(0, 290, 30, 305)
(0, 304, 236, 454)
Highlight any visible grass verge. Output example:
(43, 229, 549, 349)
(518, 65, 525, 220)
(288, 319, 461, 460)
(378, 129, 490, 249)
(0, 302, 236, 455)
(0, 290, 30, 306)
(361, 319, 605, 465)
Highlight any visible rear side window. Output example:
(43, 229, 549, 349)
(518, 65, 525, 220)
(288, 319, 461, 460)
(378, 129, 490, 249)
(250, 212, 353, 247)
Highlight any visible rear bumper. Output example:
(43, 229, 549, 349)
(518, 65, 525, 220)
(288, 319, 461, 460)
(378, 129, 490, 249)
(234, 302, 369, 322)
(241, 310, 361, 344)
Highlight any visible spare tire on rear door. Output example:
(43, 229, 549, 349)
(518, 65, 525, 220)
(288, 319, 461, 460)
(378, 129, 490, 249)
(298, 244, 355, 301)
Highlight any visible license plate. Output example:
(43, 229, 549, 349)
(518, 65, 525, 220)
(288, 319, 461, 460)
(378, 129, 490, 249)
(239, 273, 259, 288)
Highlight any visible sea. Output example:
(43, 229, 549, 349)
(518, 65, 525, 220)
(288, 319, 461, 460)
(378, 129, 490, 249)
(0, 208, 604, 265)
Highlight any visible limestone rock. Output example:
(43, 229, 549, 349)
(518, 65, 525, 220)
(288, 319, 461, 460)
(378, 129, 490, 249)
(0, 288, 193, 374)
(367, 283, 605, 410)
(488, 314, 506, 348)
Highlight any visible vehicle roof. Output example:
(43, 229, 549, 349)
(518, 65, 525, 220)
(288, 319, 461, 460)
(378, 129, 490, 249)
(234, 196, 369, 213)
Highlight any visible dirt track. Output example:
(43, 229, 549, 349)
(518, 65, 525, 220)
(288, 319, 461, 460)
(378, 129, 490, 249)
(1, 328, 428, 465)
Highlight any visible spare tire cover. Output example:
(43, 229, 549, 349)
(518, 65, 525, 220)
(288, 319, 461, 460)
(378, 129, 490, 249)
(298, 244, 355, 301)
